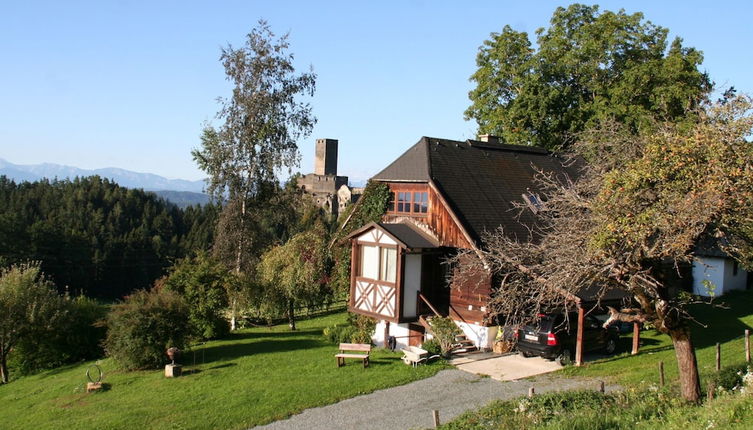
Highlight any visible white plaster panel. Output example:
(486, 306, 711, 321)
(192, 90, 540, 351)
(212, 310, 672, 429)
(693, 257, 728, 297)
(455, 320, 495, 349)
(723, 260, 748, 293)
(372, 321, 412, 350)
(402, 254, 422, 318)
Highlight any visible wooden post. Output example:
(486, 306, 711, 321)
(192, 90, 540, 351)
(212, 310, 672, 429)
(432, 410, 440, 428)
(716, 342, 721, 371)
(599, 380, 605, 394)
(575, 306, 585, 366)
(659, 361, 665, 387)
(528, 386, 535, 397)
(383, 321, 390, 349)
(631, 322, 640, 355)
(707, 380, 715, 400)
(746, 329, 750, 364)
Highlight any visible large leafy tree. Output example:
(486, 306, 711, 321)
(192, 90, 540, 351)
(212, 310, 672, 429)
(192, 21, 316, 329)
(257, 226, 329, 331)
(465, 4, 711, 150)
(0, 263, 65, 383)
(455, 96, 753, 402)
(160, 251, 234, 340)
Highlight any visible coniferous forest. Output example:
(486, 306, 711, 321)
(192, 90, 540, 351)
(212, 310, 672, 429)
(0, 175, 217, 300)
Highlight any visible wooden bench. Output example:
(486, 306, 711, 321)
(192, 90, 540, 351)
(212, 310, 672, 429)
(335, 343, 371, 368)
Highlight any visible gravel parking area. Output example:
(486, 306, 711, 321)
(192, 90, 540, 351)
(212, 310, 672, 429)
(253, 369, 619, 430)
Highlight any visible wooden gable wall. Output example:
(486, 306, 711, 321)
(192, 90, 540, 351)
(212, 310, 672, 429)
(382, 182, 472, 249)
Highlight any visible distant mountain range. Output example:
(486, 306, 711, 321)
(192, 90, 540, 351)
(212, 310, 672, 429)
(0, 158, 211, 208)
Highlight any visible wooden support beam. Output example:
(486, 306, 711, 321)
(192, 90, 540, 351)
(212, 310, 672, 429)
(575, 306, 585, 366)
(632, 322, 640, 355)
(383, 321, 390, 349)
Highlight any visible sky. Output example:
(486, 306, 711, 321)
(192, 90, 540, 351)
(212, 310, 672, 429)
(2, 1, 752, 184)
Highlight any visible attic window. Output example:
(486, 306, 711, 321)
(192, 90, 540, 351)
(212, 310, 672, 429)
(523, 191, 542, 213)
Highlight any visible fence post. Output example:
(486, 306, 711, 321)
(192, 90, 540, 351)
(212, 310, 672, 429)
(659, 361, 665, 387)
(716, 342, 721, 371)
(599, 380, 605, 393)
(432, 410, 440, 428)
(746, 329, 750, 364)
(707, 380, 715, 400)
(528, 386, 535, 397)
(632, 322, 640, 355)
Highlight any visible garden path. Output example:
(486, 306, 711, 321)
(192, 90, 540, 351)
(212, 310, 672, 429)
(253, 369, 619, 429)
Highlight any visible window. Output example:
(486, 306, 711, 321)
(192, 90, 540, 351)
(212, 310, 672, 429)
(390, 188, 429, 215)
(380, 247, 397, 282)
(396, 192, 410, 212)
(358, 244, 397, 284)
(359, 245, 379, 279)
(413, 192, 428, 213)
(522, 191, 542, 213)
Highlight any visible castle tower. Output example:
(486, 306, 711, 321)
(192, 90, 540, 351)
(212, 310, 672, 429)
(314, 138, 338, 176)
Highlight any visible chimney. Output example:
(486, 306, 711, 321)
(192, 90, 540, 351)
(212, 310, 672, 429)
(314, 138, 338, 176)
(478, 134, 500, 144)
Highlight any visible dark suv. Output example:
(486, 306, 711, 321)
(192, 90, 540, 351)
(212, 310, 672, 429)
(516, 312, 619, 365)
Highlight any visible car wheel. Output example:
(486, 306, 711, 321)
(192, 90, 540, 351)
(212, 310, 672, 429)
(557, 348, 573, 366)
(604, 338, 617, 354)
(519, 349, 532, 358)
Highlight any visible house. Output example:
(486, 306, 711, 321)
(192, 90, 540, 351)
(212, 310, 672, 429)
(299, 138, 362, 218)
(346, 135, 579, 351)
(692, 240, 751, 297)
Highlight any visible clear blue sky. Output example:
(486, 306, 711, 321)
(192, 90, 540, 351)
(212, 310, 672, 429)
(2, 1, 751, 183)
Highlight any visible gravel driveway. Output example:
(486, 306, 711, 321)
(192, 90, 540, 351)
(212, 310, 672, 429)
(253, 369, 618, 430)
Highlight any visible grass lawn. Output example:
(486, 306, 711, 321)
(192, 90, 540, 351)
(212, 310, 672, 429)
(440, 290, 753, 429)
(0, 311, 448, 430)
(562, 289, 753, 390)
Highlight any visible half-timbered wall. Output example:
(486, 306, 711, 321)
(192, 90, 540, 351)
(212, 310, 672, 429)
(383, 182, 472, 249)
(350, 228, 401, 321)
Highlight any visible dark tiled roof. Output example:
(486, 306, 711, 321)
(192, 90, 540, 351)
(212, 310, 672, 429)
(373, 136, 578, 245)
(372, 140, 430, 181)
(380, 222, 439, 249)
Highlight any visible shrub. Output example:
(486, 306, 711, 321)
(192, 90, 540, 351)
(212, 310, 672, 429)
(104, 288, 190, 370)
(323, 324, 357, 344)
(10, 295, 106, 375)
(421, 338, 441, 356)
(429, 316, 461, 355)
(323, 314, 375, 344)
(711, 362, 751, 392)
(160, 252, 231, 340)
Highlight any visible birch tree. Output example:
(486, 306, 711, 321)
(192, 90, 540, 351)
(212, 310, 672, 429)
(193, 21, 316, 330)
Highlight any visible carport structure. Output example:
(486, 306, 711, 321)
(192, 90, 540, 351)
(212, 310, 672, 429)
(565, 285, 637, 366)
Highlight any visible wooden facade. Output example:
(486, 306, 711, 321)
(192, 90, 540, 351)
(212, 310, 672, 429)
(449, 264, 492, 326)
(383, 182, 473, 249)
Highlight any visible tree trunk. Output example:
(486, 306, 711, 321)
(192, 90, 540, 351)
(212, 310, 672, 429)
(231, 198, 246, 332)
(1, 349, 8, 384)
(670, 326, 701, 403)
(288, 299, 296, 331)
(230, 297, 237, 331)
